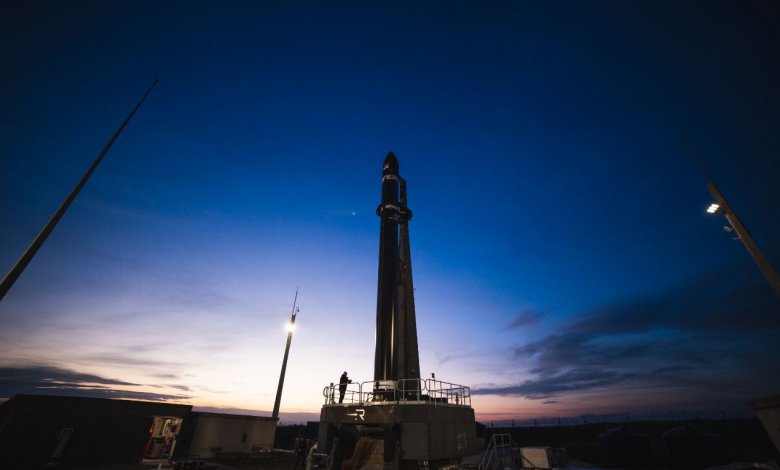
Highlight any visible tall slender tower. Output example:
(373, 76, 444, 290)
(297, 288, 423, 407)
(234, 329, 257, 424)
(0, 79, 158, 302)
(373, 152, 420, 385)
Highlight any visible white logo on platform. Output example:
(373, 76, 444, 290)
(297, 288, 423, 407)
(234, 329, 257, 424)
(346, 409, 365, 421)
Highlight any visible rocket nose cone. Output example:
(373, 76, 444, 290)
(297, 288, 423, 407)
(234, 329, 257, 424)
(384, 152, 399, 173)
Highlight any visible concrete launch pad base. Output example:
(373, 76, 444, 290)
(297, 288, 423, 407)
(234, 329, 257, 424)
(319, 402, 478, 470)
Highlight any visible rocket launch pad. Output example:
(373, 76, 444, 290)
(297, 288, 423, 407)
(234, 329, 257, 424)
(318, 153, 478, 470)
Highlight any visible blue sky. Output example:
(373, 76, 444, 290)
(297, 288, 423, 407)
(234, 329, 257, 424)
(1, 1, 779, 422)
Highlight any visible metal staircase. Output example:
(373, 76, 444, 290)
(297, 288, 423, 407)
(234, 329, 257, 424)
(478, 433, 515, 470)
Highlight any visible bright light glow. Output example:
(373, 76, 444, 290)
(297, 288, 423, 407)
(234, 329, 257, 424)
(706, 203, 720, 214)
(285, 322, 296, 333)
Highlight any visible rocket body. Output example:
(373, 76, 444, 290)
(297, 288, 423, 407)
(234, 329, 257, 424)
(373, 153, 420, 386)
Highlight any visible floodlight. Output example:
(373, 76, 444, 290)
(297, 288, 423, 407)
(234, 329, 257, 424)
(285, 322, 296, 333)
(706, 203, 720, 214)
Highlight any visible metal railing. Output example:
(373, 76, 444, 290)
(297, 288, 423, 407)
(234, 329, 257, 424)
(426, 378, 470, 406)
(322, 382, 362, 405)
(322, 378, 471, 407)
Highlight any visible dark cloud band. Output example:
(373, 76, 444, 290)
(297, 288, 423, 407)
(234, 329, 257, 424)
(477, 268, 780, 409)
(0, 366, 191, 401)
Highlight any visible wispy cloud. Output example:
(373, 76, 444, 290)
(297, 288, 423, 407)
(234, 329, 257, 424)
(506, 308, 544, 329)
(473, 267, 780, 407)
(437, 351, 472, 365)
(83, 354, 185, 368)
(474, 368, 637, 399)
(0, 366, 191, 401)
(0, 366, 138, 388)
(149, 373, 179, 379)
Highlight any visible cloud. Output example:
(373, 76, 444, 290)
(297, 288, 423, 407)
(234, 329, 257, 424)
(566, 270, 780, 336)
(474, 268, 780, 408)
(84, 354, 184, 368)
(150, 373, 179, 379)
(0, 366, 191, 401)
(474, 368, 637, 399)
(437, 351, 472, 365)
(0, 366, 138, 388)
(506, 309, 543, 329)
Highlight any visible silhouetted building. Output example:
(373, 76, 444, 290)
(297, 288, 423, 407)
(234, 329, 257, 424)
(0, 394, 276, 468)
(0, 395, 191, 468)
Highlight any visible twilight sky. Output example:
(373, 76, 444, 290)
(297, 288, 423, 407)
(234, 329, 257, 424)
(2, 1, 779, 423)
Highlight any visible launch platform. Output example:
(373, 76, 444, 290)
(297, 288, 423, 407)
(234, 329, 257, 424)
(319, 379, 477, 469)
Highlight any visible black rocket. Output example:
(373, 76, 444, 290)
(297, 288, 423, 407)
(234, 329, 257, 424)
(374, 152, 421, 386)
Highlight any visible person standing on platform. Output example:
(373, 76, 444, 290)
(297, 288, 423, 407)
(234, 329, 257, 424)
(339, 371, 351, 403)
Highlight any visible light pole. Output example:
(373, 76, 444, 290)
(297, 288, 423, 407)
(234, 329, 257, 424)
(704, 181, 780, 297)
(686, 141, 780, 298)
(272, 290, 299, 421)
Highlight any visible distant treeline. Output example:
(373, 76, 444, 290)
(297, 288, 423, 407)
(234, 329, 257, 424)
(479, 408, 756, 428)
(275, 423, 315, 450)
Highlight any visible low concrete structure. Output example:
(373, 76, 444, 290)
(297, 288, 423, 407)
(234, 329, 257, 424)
(0, 395, 277, 468)
(181, 411, 276, 458)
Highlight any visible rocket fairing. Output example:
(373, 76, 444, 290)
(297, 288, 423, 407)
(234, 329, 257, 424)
(373, 152, 420, 385)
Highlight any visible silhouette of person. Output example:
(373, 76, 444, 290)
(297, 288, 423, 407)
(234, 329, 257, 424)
(339, 371, 351, 403)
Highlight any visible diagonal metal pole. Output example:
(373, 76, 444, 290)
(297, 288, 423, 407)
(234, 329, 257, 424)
(0, 79, 159, 302)
(684, 139, 780, 298)
(705, 180, 780, 298)
(272, 289, 299, 421)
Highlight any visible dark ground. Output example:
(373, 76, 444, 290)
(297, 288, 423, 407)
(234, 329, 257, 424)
(484, 418, 779, 469)
(78, 419, 778, 470)
(224, 419, 779, 469)
(79, 453, 297, 470)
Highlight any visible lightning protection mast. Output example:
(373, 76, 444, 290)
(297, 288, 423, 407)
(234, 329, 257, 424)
(272, 289, 299, 421)
(0, 79, 159, 302)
